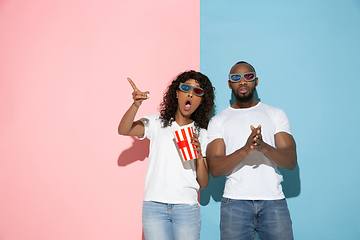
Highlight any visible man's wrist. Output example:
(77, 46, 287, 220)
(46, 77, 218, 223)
(236, 147, 250, 158)
(257, 141, 269, 153)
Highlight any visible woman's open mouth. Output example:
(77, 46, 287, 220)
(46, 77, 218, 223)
(184, 100, 191, 111)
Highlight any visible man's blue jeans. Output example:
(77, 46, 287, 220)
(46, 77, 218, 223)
(142, 201, 201, 240)
(220, 198, 294, 240)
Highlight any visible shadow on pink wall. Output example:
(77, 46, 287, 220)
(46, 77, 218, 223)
(117, 136, 149, 239)
(117, 137, 150, 166)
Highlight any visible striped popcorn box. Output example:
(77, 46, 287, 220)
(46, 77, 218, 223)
(173, 127, 198, 161)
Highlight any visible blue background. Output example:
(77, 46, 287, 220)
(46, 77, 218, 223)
(199, 0, 360, 239)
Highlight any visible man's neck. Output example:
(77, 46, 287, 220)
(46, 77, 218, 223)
(231, 99, 259, 109)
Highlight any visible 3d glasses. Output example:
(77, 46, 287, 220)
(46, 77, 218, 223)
(179, 83, 204, 96)
(229, 72, 256, 82)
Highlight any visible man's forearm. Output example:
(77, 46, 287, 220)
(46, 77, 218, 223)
(259, 143, 297, 170)
(208, 148, 248, 178)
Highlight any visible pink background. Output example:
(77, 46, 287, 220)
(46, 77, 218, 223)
(0, 1, 199, 239)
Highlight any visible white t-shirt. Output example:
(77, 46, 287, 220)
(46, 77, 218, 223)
(207, 102, 291, 200)
(140, 114, 208, 204)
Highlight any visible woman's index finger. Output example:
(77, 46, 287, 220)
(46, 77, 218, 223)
(127, 77, 139, 91)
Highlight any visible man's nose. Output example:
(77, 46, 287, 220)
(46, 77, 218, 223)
(239, 77, 247, 84)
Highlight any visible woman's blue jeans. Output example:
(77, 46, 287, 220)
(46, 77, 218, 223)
(142, 201, 201, 240)
(220, 198, 294, 240)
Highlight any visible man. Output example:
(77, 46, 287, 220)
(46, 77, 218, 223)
(206, 61, 297, 240)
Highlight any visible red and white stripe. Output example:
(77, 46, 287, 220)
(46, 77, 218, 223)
(174, 127, 198, 161)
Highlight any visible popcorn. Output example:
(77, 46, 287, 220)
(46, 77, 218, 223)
(174, 127, 198, 161)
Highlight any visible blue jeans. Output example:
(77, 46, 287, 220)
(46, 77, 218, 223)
(142, 201, 201, 240)
(220, 198, 294, 240)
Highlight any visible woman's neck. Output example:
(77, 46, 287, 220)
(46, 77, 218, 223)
(174, 112, 193, 127)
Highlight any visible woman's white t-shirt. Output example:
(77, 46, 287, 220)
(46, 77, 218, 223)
(140, 114, 207, 204)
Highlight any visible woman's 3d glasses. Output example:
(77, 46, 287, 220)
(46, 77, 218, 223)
(229, 72, 256, 82)
(179, 83, 204, 96)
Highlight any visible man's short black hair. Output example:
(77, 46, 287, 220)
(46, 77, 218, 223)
(233, 61, 256, 73)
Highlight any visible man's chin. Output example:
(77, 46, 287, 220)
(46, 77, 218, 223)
(235, 93, 253, 103)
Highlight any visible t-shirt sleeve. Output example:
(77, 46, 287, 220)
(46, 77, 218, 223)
(274, 108, 291, 135)
(138, 114, 157, 140)
(207, 115, 223, 144)
(198, 128, 208, 157)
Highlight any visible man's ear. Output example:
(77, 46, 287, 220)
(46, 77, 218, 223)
(228, 80, 232, 89)
(255, 78, 259, 87)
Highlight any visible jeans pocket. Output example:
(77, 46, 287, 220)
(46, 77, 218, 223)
(191, 203, 200, 211)
(221, 197, 235, 206)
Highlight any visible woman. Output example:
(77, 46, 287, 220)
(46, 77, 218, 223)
(118, 70, 215, 240)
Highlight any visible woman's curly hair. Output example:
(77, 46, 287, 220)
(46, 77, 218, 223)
(159, 70, 215, 130)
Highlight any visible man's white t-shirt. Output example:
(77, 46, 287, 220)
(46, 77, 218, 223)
(207, 102, 291, 200)
(140, 114, 207, 204)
